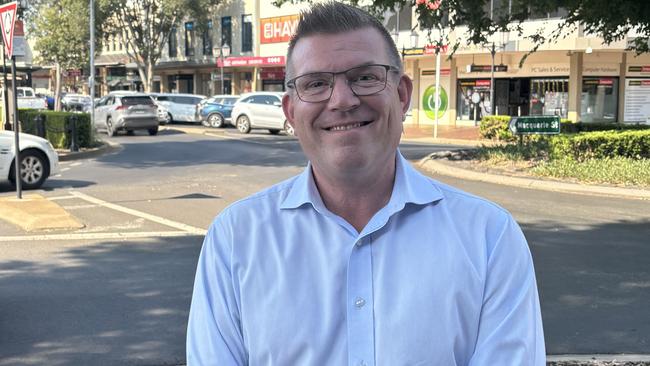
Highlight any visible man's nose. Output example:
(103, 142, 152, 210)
(327, 75, 360, 111)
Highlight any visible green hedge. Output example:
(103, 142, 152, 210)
(548, 130, 650, 161)
(479, 115, 649, 141)
(18, 109, 93, 149)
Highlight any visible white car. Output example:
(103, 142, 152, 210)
(0, 131, 60, 189)
(231, 92, 292, 135)
(150, 93, 207, 124)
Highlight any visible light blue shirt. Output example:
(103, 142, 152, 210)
(187, 152, 545, 366)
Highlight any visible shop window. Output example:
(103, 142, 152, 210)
(581, 78, 618, 123)
(221, 16, 232, 49)
(185, 22, 195, 57)
(203, 20, 213, 56)
(530, 78, 569, 117)
(457, 79, 492, 121)
(242, 14, 253, 52)
(168, 27, 177, 57)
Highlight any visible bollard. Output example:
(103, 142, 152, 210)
(35, 114, 46, 138)
(69, 115, 79, 152)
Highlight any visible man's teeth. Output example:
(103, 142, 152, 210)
(329, 122, 365, 131)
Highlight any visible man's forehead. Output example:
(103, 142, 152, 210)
(289, 28, 391, 75)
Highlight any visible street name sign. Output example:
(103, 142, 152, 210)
(0, 1, 18, 58)
(509, 115, 561, 135)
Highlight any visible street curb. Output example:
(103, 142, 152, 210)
(547, 354, 650, 363)
(419, 157, 650, 201)
(0, 194, 84, 231)
(57, 139, 121, 161)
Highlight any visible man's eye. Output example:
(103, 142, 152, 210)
(304, 80, 330, 89)
(353, 74, 379, 82)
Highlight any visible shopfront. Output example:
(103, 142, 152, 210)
(218, 56, 285, 94)
(624, 64, 650, 123)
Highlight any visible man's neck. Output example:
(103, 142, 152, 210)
(311, 158, 397, 233)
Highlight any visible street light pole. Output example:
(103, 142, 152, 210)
(89, 0, 95, 134)
(217, 43, 230, 95)
(490, 42, 495, 115)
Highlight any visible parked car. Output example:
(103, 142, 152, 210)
(93, 92, 159, 137)
(198, 95, 240, 128)
(61, 94, 92, 113)
(150, 93, 206, 124)
(231, 92, 293, 135)
(0, 87, 48, 110)
(0, 131, 60, 189)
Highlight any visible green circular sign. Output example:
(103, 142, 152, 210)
(422, 84, 448, 119)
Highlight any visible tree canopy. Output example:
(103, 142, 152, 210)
(273, 0, 650, 55)
(98, 0, 222, 92)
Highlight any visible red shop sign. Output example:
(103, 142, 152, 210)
(217, 56, 286, 67)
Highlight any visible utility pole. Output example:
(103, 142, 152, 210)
(89, 0, 95, 135)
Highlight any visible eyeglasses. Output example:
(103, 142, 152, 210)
(286, 64, 399, 103)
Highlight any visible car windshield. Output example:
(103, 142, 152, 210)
(222, 97, 238, 105)
(121, 96, 154, 105)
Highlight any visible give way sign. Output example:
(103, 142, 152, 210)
(0, 1, 18, 58)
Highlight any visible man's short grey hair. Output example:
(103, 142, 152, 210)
(285, 1, 403, 81)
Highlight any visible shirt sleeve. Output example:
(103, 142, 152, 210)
(468, 215, 546, 366)
(187, 219, 247, 365)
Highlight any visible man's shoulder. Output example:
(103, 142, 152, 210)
(214, 174, 300, 221)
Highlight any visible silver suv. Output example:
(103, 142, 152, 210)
(94, 92, 159, 137)
(150, 93, 207, 124)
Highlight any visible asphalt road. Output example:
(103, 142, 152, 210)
(1, 127, 649, 365)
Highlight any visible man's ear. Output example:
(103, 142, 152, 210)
(282, 93, 296, 130)
(397, 74, 414, 115)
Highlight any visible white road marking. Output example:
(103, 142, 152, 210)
(0, 231, 199, 242)
(68, 191, 207, 235)
(49, 195, 78, 201)
(69, 162, 82, 167)
(63, 204, 100, 210)
(207, 132, 270, 145)
(60, 167, 71, 172)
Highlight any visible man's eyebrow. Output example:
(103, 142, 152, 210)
(297, 62, 385, 75)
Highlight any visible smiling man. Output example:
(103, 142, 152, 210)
(186, 2, 545, 365)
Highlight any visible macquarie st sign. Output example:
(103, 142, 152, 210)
(509, 116, 561, 135)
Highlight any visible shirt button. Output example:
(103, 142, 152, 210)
(354, 297, 366, 308)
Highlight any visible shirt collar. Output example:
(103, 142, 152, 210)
(280, 150, 444, 211)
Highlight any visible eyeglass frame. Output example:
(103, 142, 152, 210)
(285, 63, 401, 103)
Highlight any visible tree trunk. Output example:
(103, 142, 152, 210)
(54, 62, 62, 111)
(146, 60, 154, 93)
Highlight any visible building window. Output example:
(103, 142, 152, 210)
(168, 27, 177, 57)
(185, 22, 195, 57)
(203, 20, 213, 56)
(242, 14, 253, 52)
(530, 78, 569, 118)
(581, 77, 618, 123)
(221, 16, 232, 48)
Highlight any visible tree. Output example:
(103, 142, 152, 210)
(26, 0, 92, 110)
(98, 0, 222, 93)
(273, 0, 650, 57)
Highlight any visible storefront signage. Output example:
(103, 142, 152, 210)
(509, 116, 561, 135)
(459, 79, 491, 89)
(217, 56, 285, 67)
(628, 66, 650, 73)
(422, 84, 448, 119)
(624, 79, 650, 123)
(260, 15, 299, 44)
(403, 45, 449, 57)
(421, 69, 450, 76)
(583, 78, 614, 86)
(260, 67, 285, 80)
(530, 65, 570, 74)
(469, 64, 507, 72)
(583, 65, 619, 76)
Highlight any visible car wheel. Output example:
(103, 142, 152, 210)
(9, 149, 50, 190)
(284, 121, 295, 136)
(106, 118, 116, 137)
(236, 115, 251, 134)
(164, 113, 173, 124)
(269, 129, 280, 135)
(148, 126, 159, 136)
(208, 113, 224, 128)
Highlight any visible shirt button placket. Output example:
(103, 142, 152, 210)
(347, 236, 375, 366)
